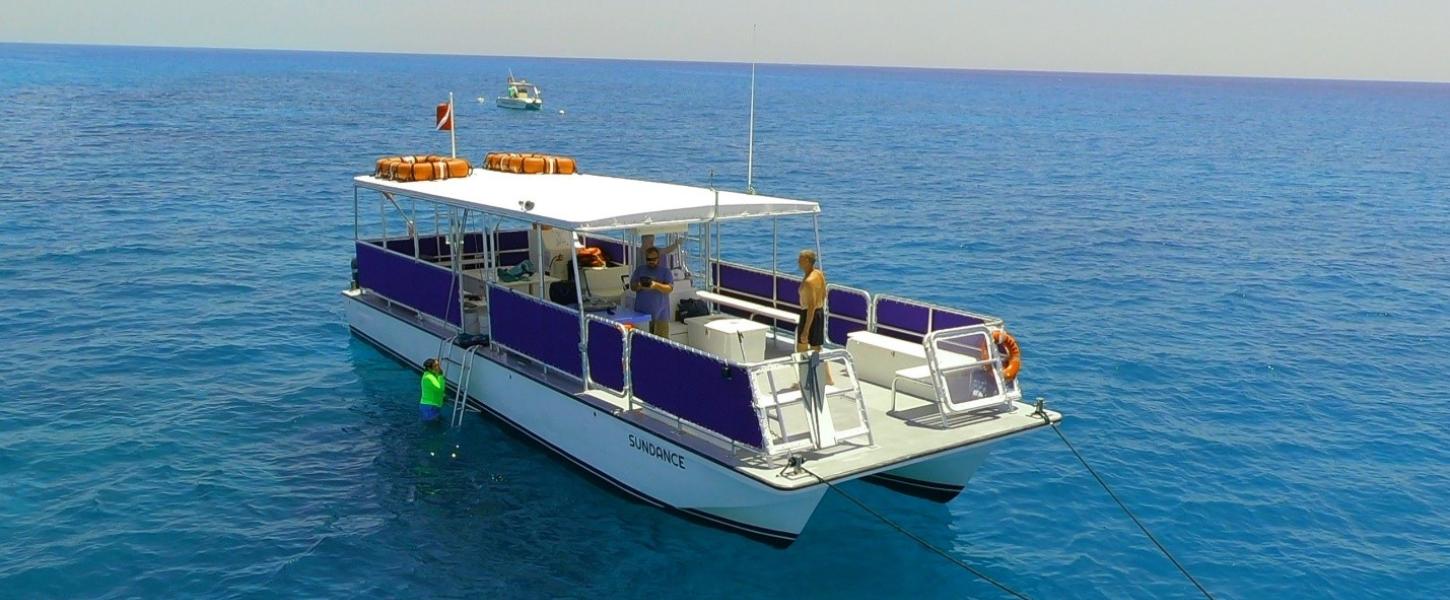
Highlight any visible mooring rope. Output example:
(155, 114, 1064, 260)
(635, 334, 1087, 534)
(1031, 400, 1216, 600)
(794, 461, 1032, 600)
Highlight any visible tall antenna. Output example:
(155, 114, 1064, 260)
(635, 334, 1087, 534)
(745, 25, 758, 195)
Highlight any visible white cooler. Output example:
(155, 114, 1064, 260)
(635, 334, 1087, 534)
(701, 318, 770, 363)
(685, 314, 730, 349)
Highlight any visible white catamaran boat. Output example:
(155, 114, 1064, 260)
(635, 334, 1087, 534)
(344, 156, 1062, 545)
(496, 76, 543, 110)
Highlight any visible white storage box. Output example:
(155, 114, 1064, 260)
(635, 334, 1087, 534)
(702, 318, 770, 364)
(685, 314, 731, 349)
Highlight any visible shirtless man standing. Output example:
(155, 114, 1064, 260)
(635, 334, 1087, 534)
(795, 249, 832, 385)
(795, 249, 827, 353)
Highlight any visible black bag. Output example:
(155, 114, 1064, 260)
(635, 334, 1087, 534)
(549, 280, 578, 305)
(676, 298, 710, 322)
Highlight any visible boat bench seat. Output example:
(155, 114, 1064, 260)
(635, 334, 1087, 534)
(848, 331, 979, 390)
(847, 331, 928, 388)
(695, 290, 798, 324)
(889, 364, 936, 411)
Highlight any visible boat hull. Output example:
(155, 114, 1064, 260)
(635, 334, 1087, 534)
(866, 442, 995, 502)
(344, 291, 825, 544)
(496, 97, 542, 110)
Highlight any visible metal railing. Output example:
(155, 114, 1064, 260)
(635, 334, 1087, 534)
(920, 325, 1019, 424)
(872, 293, 1003, 342)
(709, 259, 873, 344)
(746, 348, 873, 463)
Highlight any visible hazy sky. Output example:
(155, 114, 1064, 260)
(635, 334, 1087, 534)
(4, 0, 1448, 82)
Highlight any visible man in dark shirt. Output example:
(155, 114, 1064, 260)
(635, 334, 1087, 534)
(630, 247, 674, 337)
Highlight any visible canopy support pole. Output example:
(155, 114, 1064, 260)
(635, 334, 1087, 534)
(571, 230, 590, 388)
(813, 214, 826, 338)
(771, 217, 778, 305)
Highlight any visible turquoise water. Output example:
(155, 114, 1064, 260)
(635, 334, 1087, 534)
(1, 43, 1448, 598)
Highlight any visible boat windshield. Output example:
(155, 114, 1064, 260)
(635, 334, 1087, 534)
(506, 81, 539, 98)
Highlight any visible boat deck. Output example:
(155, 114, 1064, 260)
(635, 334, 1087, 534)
(579, 362, 1059, 491)
(567, 325, 1059, 490)
(352, 292, 1058, 491)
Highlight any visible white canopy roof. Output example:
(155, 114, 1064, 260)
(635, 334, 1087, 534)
(354, 169, 819, 232)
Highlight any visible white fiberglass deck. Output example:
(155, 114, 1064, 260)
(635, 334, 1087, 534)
(579, 366, 1058, 491)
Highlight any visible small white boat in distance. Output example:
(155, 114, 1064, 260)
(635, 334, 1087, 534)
(496, 76, 542, 110)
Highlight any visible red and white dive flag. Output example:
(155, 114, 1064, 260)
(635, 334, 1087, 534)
(435, 101, 453, 131)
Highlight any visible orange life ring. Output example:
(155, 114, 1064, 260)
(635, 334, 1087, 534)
(374, 155, 472, 182)
(483, 152, 578, 175)
(987, 329, 1021, 380)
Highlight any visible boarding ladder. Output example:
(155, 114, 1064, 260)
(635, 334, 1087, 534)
(750, 348, 873, 462)
(435, 334, 484, 428)
(440, 344, 483, 428)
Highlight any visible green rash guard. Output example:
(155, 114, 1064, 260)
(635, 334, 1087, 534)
(420, 371, 446, 407)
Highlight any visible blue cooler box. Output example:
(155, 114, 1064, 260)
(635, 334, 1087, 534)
(602, 307, 654, 329)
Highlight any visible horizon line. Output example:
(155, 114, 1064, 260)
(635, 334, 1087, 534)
(7, 40, 1449, 87)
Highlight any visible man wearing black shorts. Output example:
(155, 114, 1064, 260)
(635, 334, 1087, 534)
(795, 249, 832, 384)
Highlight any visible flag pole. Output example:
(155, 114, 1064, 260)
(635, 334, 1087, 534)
(449, 92, 457, 158)
(746, 25, 757, 195)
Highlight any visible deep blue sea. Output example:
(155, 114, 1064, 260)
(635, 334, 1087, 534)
(2, 43, 1448, 599)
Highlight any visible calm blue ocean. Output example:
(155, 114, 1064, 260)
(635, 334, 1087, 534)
(1, 43, 1447, 599)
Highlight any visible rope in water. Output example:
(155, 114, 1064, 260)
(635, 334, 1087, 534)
(790, 395, 1216, 600)
(1030, 401, 1216, 600)
(795, 461, 1032, 600)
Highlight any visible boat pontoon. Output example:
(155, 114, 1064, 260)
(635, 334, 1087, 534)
(343, 162, 1062, 545)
